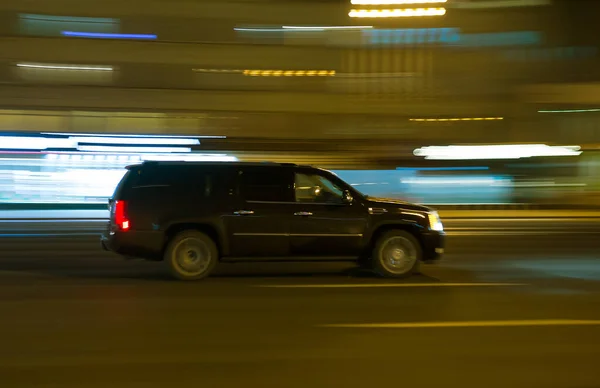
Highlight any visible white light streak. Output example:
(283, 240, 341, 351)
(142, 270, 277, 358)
(1, 137, 76, 150)
(282, 25, 373, 30)
(141, 154, 238, 162)
(17, 63, 113, 71)
(70, 136, 200, 146)
(42, 132, 223, 139)
(77, 145, 192, 153)
(413, 144, 582, 160)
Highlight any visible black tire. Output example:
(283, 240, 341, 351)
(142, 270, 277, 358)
(163, 230, 218, 281)
(372, 230, 422, 278)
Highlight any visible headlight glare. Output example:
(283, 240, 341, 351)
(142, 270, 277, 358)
(428, 211, 444, 231)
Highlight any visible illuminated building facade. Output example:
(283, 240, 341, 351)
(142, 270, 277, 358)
(0, 0, 598, 150)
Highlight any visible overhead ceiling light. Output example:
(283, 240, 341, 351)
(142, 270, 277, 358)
(243, 69, 336, 77)
(193, 68, 336, 76)
(349, 8, 447, 17)
(351, 0, 446, 4)
(410, 117, 504, 122)
(413, 144, 582, 160)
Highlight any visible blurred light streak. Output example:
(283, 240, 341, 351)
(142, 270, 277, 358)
(453, 31, 541, 47)
(16, 63, 113, 71)
(20, 14, 118, 23)
(365, 27, 459, 45)
(414, 145, 583, 160)
(349, 8, 446, 17)
(401, 177, 505, 185)
(43, 132, 224, 139)
(0, 134, 204, 151)
(451, 0, 551, 9)
(234, 27, 287, 32)
(141, 154, 238, 162)
(68, 136, 199, 146)
(193, 68, 336, 76)
(351, 0, 446, 4)
(61, 31, 157, 39)
(282, 25, 373, 30)
(1, 136, 76, 150)
(410, 117, 504, 122)
(538, 108, 600, 113)
(243, 70, 336, 77)
(77, 146, 192, 153)
(193, 68, 244, 74)
(337, 72, 418, 78)
(396, 167, 490, 171)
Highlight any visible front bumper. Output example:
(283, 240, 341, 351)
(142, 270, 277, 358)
(420, 230, 445, 262)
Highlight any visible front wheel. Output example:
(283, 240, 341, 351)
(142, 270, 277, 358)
(164, 231, 218, 281)
(372, 230, 422, 278)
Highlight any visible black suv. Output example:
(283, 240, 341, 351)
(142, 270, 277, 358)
(101, 161, 445, 280)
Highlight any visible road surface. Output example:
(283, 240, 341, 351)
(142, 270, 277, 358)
(0, 216, 599, 387)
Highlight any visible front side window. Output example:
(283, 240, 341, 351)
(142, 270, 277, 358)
(240, 167, 292, 202)
(295, 172, 344, 204)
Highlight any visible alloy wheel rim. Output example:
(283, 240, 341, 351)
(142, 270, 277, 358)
(173, 238, 211, 276)
(380, 236, 417, 274)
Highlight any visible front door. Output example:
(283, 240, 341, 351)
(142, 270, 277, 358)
(289, 170, 368, 257)
(224, 166, 294, 257)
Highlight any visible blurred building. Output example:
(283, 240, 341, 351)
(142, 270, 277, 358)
(0, 0, 598, 159)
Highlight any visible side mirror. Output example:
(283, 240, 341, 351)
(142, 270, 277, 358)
(343, 190, 354, 204)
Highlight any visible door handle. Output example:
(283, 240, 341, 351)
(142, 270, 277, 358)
(234, 210, 254, 216)
(294, 212, 313, 217)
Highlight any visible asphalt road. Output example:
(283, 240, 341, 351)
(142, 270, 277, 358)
(1, 218, 600, 387)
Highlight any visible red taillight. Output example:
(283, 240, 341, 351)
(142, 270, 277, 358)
(114, 200, 130, 231)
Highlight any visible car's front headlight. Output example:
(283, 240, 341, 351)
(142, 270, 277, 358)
(428, 211, 444, 232)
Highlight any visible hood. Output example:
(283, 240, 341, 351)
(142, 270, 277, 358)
(366, 197, 433, 213)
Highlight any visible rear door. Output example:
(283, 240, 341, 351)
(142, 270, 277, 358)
(223, 166, 294, 257)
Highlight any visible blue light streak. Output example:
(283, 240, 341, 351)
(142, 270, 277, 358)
(396, 167, 490, 171)
(61, 31, 157, 40)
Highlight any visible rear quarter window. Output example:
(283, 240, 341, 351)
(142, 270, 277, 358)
(112, 168, 140, 200)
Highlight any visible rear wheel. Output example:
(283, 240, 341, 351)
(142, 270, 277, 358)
(372, 230, 422, 278)
(164, 231, 218, 281)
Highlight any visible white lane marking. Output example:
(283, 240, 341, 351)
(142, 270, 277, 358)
(256, 282, 526, 288)
(320, 319, 600, 329)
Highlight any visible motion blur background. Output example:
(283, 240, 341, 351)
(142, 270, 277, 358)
(0, 0, 599, 207)
(4, 3, 600, 387)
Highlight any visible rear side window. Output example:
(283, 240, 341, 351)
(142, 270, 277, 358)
(112, 168, 140, 200)
(239, 167, 292, 202)
(136, 165, 207, 195)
